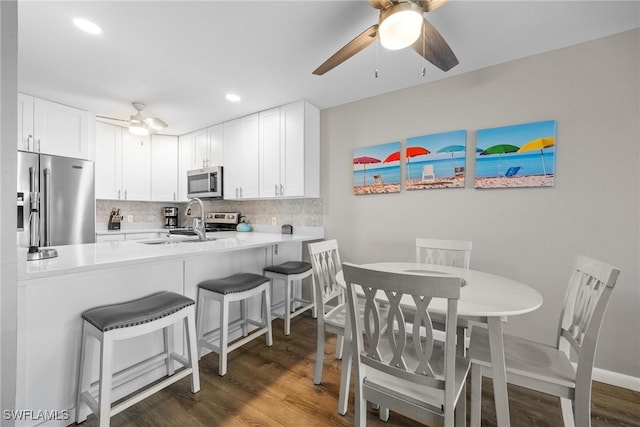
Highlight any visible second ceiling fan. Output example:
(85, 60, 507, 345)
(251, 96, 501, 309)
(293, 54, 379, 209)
(313, 0, 458, 76)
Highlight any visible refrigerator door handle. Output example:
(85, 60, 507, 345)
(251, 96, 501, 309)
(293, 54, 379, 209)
(43, 168, 51, 246)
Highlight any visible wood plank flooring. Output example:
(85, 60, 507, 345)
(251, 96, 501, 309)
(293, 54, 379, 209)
(79, 315, 639, 426)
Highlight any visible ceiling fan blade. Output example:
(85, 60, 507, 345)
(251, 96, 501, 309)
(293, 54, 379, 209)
(96, 115, 128, 123)
(411, 17, 458, 72)
(418, 0, 448, 12)
(144, 117, 168, 130)
(313, 24, 379, 76)
(367, 0, 394, 10)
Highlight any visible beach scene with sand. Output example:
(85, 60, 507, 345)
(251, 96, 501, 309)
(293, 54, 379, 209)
(352, 141, 401, 195)
(475, 120, 557, 189)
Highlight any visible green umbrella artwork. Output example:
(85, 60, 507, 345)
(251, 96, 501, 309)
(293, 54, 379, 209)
(480, 144, 520, 176)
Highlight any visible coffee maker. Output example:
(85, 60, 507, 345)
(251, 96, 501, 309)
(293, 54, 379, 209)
(164, 207, 178, 228)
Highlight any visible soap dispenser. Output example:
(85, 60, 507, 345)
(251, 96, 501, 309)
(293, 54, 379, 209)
(236, 215, 252, 232)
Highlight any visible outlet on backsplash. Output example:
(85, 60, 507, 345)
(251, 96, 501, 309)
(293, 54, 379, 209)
(271, 217, 277, 226)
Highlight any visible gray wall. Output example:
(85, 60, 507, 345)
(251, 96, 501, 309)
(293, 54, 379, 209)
(320, 30, 639, 379)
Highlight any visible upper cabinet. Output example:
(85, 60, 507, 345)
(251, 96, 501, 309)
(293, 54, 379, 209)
(258, 100, 319, 199)
(18, 93, 91, 160)
(151, 135, 178, 201)
(223, 114, 260, 200)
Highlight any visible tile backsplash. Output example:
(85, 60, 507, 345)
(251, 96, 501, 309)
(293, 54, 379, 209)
(96, 198, 324, 228)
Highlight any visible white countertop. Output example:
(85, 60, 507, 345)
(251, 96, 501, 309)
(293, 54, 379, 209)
(18, 231, 321, 281)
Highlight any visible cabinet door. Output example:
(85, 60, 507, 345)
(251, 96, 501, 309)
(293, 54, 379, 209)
(280, 101, 307, 197)
(121, 133, 151, 200)
(177, 134, 194, 201)
(33, 97, 89, 159)
(259, 107, 281, 198)
(151, 135, 178, 201)
(223, 115, 259, 199)
(207, 124, 224, 166)
(223, 119, 242, 200)
(17, 94, 34, 151)
(95, 122, 123, 199)
(193, 128, 209, 169)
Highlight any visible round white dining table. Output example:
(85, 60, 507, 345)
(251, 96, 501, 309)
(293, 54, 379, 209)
(336, 262, 543, 427)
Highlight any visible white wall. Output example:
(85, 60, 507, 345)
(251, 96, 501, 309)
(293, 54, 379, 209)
(320, 30, 639, 380)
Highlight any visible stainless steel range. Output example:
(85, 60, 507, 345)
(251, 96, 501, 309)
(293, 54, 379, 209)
(169, 212, 239, 236)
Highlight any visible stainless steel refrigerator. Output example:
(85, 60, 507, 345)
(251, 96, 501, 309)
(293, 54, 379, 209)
(17, 151, 95, 248)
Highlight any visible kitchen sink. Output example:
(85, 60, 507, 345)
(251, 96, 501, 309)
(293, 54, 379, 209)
(138, 237, 217, 245)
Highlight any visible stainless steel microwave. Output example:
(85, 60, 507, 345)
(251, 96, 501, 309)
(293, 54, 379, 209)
(187, 166, 223, 199)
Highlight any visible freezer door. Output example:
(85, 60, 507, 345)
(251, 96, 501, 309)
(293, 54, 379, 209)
(17, 151, 40, 248)
(40, 155, 95, 246)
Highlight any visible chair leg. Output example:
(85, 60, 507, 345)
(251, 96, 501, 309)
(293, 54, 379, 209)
(75, 323, 93, 423)
(310, 277, 318, 319)
(313, 326, 325, 385)
(337, 326, 352, 415)
(284, 278, 292, 336)
(98, 336, 115, 426)
(561, 397, 577, 427)
(264, 284, 273, 347)
(196, 289, 206, 360)
(185, 308, 201, 393)
(219, 297, 230, 376)
(241, 297, 248, 337)
(163, 325, 175, 376)
(470, 364, 482, 427)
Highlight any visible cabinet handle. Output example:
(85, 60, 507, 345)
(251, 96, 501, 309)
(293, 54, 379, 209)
(36, 139, 41, 152)
(124, 190, 128, 200)
(118, 189, 121, 199)
(173, 192, 176, 201)
(275, 184, 279, 196)
(235, 187, 239, 198)
(25, 135, 32, 151)
(239, 187, 243, 198)
(280, 184, 284, 196)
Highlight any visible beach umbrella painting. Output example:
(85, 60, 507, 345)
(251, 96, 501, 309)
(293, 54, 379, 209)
(384, 146, 430, 179)
(479, 144, 520, 176)
(437, 144, 465, 178)
(353, 156, 381, 186)
(517, 137, 555, 176)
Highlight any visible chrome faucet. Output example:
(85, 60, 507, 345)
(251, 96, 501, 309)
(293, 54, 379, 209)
(186, 197, 206, 241)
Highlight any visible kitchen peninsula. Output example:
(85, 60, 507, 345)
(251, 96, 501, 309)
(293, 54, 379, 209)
(16, 230, 321, 427)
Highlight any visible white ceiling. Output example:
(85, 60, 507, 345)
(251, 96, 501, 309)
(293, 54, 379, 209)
(17, 1, 640, 136)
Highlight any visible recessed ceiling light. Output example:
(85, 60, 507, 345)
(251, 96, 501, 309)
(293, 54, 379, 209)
(73, 18, 102, 35)
(225, 93, 241, 102)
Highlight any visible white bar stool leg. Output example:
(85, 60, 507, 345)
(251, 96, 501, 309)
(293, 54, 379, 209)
(98, 335, 115, 426)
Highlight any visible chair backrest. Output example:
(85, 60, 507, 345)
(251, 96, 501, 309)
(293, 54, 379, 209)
(422, 164, 435, 179)
(557, 255, 620, 385)
(308, 240, 344, 313)
(342, 262, 464, 412)
(415, 238, 472, 268)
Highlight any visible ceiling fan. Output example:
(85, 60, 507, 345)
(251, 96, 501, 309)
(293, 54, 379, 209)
(313, 0, 458, 76)
(97, 102, 168, 136)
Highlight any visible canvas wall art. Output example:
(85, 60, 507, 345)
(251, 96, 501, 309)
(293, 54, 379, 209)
(475, 120, 557, 189)
(405, 130, 468, 190)
(352, 141, 401, 195)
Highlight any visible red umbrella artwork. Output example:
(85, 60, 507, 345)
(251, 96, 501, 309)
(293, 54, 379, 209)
(384, 146, 430, 180)
(353, 156, 381, 186)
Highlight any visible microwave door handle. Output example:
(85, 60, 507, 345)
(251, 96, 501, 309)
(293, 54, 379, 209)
(43, 168, 51, 246)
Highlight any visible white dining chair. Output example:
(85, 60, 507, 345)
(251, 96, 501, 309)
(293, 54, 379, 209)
(342, 262, 470, 427)
(468, 255, 621, 427)
(307, 239, 350, 415)
(415, 237, 472, 268)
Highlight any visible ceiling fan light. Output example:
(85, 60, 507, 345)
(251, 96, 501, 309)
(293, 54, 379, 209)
(129, 123, 150, 136)
(379, 3, 423, 50)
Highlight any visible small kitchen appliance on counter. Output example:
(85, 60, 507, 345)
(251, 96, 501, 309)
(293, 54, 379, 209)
(169, 212, 239, 236)
(163, 207, 179, 228)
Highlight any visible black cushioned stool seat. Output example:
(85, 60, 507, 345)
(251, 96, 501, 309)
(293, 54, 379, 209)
(76, 291, 200, 426)
(196, 273, 273, 376)
(199, 273, 269, 295)
(263, 260, 315, 336)
(82, 291, 194, 331)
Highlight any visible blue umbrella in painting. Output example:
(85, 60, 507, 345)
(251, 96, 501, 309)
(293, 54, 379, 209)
(480, 144, 520, 176)
(437, 144, 465, 178)
(353, 156, 381, 186)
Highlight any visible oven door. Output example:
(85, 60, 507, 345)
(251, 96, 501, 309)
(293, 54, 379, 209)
(187, 166, 222, 199)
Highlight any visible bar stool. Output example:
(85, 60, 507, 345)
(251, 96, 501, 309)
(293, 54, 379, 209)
(264, 261, 315, 336)
(196, 273, 272, 376)
(75, 291, 200, 427)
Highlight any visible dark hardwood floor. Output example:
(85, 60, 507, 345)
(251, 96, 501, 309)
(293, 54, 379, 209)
(79, 315, 640, 426)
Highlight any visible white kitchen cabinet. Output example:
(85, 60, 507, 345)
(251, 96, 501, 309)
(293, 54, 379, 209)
(258, 100, 319, 198)
(223, 114, 259, 200)
(207, 124, 224, 166)
(17, 93, 91, 160)
(193, 128, 209, 169)
(151, 135, 178, 201)
(95, 122, 123, 199)
(177, 133, 194, 201)
(121, 132, 152, 200)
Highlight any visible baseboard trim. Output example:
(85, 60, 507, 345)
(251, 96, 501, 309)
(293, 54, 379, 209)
(591, 367, 640, 392)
